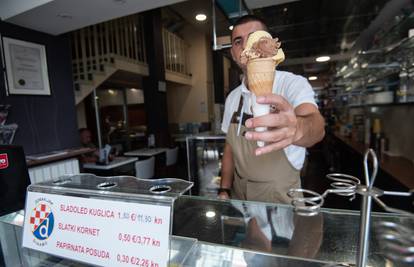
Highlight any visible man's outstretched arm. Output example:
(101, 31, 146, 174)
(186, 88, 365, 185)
(244, 94, 325, 156)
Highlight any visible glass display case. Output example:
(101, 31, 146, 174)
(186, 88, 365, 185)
(185, 134, 226, 197)
(1, 194, 413, 267)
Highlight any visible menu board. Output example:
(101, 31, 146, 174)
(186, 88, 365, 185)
(22, 191, 171, 267)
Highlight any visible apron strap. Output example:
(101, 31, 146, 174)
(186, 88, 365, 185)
(230, 94, 252, 124)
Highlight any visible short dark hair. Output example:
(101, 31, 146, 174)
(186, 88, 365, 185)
(233, 14, 268, 31)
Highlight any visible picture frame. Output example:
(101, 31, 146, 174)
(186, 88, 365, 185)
(1, 36, 51, 96)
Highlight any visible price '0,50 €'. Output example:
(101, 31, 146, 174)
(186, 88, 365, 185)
(118, 233, 160, 247)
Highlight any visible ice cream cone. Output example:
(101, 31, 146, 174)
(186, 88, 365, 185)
(247, 57, 276, 96)
(246, 58, 276, 148)
(241, 30, 284, 149)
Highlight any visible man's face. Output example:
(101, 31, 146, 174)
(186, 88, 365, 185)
(80, 130, 92, 145)
(230, 21, 266, 72)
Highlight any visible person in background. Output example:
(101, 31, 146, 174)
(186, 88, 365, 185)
(218, 15, 325, 203)
(79, 128, 99, 163)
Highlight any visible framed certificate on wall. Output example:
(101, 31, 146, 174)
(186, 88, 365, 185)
(1, 37, 51, 96)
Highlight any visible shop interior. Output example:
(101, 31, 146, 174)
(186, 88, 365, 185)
(0, 0, 413, 266)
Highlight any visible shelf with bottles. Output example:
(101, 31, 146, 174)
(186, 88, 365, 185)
(348, 101, 414, 109)
(333, 70, 414, 107)
(334, 9, 414, 90)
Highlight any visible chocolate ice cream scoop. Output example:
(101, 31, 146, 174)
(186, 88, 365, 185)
(240, 31, 284, 65)
(253, 37, 281, 57)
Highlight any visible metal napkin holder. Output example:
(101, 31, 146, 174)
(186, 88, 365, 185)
(287, 149, 414, 267)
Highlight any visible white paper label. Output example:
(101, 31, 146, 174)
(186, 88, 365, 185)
(22, 191, 171, 267)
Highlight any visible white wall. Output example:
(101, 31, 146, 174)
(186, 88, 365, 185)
(223, 56, 231, 96)
(76, 101, 87, 129)
(126, 88, 145, 105)
(76, 88, 144, 129)
(97, 88, 144, 107)
(0, 0, 53, 20)
(166, 25, 213, 124)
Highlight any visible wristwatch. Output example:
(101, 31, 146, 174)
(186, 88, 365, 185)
(217, 188, 231, 197)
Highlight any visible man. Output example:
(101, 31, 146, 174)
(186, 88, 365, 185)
(218, 15, 325, 203)
(79, 128, 99, 163)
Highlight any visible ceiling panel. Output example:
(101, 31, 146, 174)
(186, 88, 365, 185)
(166, 0, 231, 37)
(245, 0, 300, 10)
(0, 0, 53, 20)
(5, 0, 187, 35)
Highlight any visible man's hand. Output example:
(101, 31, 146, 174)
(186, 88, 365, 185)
(245, 94, 298, 155)
(244, 94, 325, 156)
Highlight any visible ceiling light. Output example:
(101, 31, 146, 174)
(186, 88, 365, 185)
(229, 25, 234, 31)
(308, 76, 318, 81)
(108, 89, 115, 95)
(315, 56, 330, 62)
(340, 65, 348, 72)
(57, 13, 72, 19)
(195, 14, 207, 21)
(283, 7, 288, 12)
(361, 63, 368, 68)
(205, 211, 216, 218)
(353, 63, 359, 69)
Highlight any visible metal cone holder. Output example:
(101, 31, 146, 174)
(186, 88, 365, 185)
(287, 149, 414, 267)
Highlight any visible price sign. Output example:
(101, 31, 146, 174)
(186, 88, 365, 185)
(22, 191, 172, 267)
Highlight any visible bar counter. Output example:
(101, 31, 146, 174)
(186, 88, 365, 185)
(26, 147, 95, 167)
(332, 132, 414, 189)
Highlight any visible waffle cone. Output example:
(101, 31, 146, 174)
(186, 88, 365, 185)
(247, 58, 276, 96)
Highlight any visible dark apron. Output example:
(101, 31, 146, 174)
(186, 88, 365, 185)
(226, 94, 301, 204)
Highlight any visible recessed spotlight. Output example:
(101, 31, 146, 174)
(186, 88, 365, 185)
(205, 211, 216, 218)
(195, 14, 207, 21)
(315, 56, 330, 62)
(283, 7, 288, 12)
(57, 13, 72, 19)
(308, 76, 318, 81)
(229, 25, 234, 31)
(113, 0, 126, 4)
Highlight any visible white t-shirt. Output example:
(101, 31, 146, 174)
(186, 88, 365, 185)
(221, 70, 317, 170)
(232, 202, 294, 241)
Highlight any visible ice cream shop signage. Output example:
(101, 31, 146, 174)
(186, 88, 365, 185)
(22, 191, 172, 267)
(0, 153, 9, 169)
